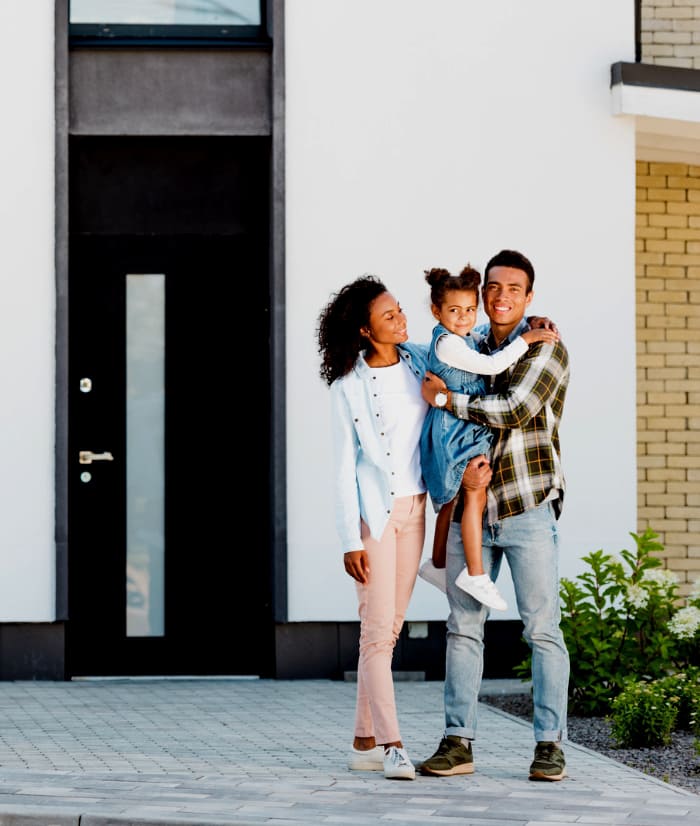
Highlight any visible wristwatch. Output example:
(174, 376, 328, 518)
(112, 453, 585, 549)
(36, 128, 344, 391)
(435, 391, 449, 408)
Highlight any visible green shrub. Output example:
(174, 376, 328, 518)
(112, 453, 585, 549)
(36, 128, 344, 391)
(514, 527, 700, 719)
(610, 680, 679, 747)
(654, 667, 700, 731)
(516, 527, 687, 716)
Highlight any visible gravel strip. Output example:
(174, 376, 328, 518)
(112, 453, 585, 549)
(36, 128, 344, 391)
(481, 693, 700, 794)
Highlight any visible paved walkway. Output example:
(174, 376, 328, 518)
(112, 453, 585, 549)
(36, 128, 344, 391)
(0, 678, 698, 825)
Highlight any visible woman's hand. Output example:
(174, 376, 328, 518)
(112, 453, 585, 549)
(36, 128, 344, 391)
(344, 550, 370, 584)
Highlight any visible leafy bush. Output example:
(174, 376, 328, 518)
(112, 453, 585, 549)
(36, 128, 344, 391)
(515, 527, 700, 717)
(610, 680, 679, 747)
(654, 667, 700, 731)
(609, 669, 700, 748)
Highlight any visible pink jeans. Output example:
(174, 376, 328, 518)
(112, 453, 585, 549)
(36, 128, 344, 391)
(354, 493, 426, 744)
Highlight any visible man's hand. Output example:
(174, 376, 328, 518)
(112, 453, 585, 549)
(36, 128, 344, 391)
(461, 455, 492, 490)
(528, 315, 559, 335)
(422, 371, 448, 406)
(344, 550, 369, 584)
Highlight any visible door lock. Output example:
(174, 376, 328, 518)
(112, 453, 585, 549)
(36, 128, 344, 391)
(79, 450, 115, 464)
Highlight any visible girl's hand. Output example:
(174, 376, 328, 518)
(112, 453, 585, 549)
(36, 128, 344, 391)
(344, 550, 370, 584)
(522, 327, 560, 346)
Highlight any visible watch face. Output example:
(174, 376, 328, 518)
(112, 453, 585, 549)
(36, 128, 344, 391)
(436, 392, 447, 407)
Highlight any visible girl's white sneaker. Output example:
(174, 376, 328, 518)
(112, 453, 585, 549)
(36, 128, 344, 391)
(418, 559, 447, 593)
(455, 571, 507, 611)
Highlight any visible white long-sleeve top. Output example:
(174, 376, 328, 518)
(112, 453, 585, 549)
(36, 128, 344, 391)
(435, 331, 528, 374)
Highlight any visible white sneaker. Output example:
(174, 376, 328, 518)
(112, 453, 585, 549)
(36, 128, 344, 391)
(348, 744, 384, 771)
(418, 559, 447, 593)
(383, 746, 416, 780)
(455, 570, 507, 611)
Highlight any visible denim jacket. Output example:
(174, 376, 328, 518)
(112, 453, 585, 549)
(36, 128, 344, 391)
(330, 342, 430, 554)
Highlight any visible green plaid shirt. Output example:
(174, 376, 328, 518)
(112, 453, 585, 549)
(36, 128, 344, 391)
(452, 319, 569, 525)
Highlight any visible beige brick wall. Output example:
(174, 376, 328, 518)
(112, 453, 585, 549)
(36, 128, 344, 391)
(641, 0, 700, 68)
(637, 160, 700, 596)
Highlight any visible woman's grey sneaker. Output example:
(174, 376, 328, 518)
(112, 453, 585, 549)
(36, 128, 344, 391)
(529, 741, 567, 781)
(419, 735, 474, 776)
(383, 746, 416, 780)
(348, 744, 384, 771)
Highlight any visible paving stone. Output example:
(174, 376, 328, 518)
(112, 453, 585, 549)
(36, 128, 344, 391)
(0, 680, 697, 824)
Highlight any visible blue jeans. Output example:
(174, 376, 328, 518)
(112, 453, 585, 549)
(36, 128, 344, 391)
(443, 500, 569, 743)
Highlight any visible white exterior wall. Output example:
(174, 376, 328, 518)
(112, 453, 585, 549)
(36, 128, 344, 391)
(286, 0, 638, 621)
(0, 7, 56, 620)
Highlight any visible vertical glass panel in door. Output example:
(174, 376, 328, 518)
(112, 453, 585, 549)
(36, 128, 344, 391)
(69, 1, 261, 25)
(126, 274, 165, 637)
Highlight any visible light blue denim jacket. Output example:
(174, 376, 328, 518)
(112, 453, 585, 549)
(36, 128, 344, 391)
(330, 342, 430, 554)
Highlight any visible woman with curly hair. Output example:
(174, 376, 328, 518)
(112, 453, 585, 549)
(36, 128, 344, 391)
(317, 275, 430, 781)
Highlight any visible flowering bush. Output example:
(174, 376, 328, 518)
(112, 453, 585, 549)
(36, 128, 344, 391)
(667, 577, 700, 671)
(669, 605, 700, 639)
(610, 680, 679, 747)
(654, 667, 700, 731)
(515, 527, 700, 716)
(610, 668, 700, 748)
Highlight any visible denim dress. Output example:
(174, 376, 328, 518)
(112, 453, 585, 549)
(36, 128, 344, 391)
(420, 323, 493, 511)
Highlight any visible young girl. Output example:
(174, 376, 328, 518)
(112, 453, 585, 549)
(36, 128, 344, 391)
(420, 266, 558, 609)
(317, 275, 430, 780)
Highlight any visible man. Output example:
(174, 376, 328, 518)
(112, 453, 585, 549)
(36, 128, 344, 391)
(420, 249, 570, 781)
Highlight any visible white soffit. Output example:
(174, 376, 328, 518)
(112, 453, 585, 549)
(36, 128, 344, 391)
(611, 69, 700, 163)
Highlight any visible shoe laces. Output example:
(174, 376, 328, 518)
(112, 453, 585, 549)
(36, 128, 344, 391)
(386, 746, 410, 767)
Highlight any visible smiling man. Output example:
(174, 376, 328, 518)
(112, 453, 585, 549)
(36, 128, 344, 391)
(419, 249, 571, 782)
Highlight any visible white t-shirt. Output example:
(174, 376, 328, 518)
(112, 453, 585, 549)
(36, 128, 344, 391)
(369, 359, 427, 497)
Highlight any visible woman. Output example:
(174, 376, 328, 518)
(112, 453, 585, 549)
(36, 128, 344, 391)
(317, 275, 430, 780)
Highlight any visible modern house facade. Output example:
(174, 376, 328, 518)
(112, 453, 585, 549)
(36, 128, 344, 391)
(0, 0, 697, 681)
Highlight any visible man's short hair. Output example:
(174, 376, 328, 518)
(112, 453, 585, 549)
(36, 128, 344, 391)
(484, 249, 535, 292)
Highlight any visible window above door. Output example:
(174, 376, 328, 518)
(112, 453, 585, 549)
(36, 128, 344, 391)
(69, 0, 269, 47)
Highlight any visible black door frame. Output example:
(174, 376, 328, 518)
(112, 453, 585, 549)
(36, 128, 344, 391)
(66, 136, 275, 677)
(52, 0, 287, 683)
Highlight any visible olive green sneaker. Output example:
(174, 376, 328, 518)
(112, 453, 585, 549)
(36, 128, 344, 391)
(529, 741, 567, 781)
(419, 735, 474, 776)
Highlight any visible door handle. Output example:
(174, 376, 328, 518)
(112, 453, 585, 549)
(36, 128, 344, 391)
(79, 450, 115, 464)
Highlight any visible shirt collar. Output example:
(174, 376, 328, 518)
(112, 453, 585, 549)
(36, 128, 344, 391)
(485, 318, 529, 352)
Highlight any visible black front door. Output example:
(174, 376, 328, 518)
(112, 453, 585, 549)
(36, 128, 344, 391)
(67, 137, 273, 676)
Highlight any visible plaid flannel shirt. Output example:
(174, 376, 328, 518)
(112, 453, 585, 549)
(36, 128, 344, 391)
(452, 320, 569, 525)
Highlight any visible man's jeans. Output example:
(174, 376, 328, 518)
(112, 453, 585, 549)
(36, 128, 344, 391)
(443, 501, 569, 743)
